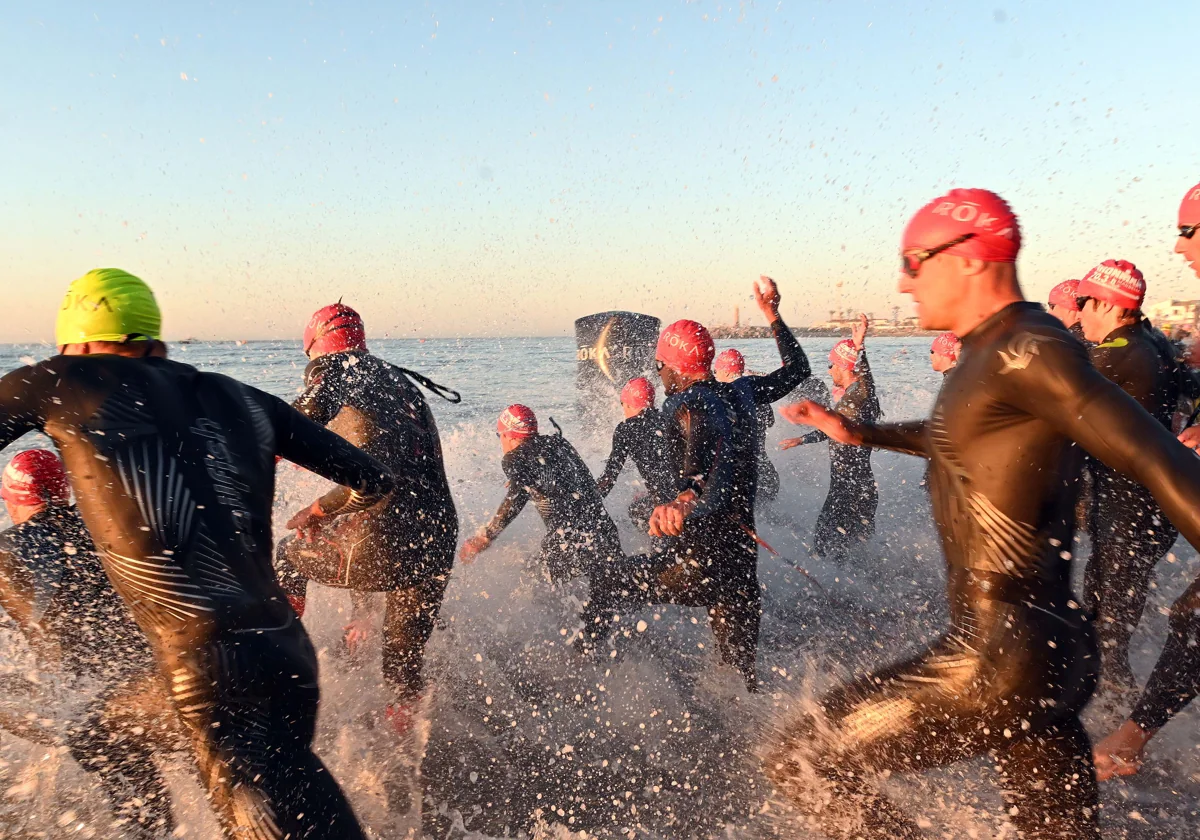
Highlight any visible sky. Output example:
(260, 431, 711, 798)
(2, 1, 1199, 341)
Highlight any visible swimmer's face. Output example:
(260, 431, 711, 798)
(1078, 298, 1117, 344)
(898, 251, 959, 331)
(830, 364, 853, 388)
(1177, 223, 1200, 280)
(1047, 304, 1080, 329)
(930, 351, 956, 373)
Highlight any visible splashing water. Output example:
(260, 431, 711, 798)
(2, 338, 1199, 838)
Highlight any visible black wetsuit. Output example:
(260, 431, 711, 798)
(0, 505, 176, 839)
(274, 350, 458, 703)
(0, 355, 393, 840)
(1083, 320, 1180, 689)
(603, 317, 809, 691)
(485, 431, 622, 582)
(790, 350, 881, 558)
(754, 404, 781, 503)
(596, 407, 673, 530)
(766, 302, 1200, 839)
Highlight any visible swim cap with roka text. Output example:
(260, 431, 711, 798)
(55, 268, 162, 347)
(902, 189, 1021, 263)
(1180, 181, 1200, 227)
(714, 349, 745, 379)
(304, 303, 367, 358)
(656, 320, 715, 375)
(829, 339, 858, 370)
(1078, 260, 1146, 309)
(2, 450, 71, 508)
(1048, 280, 1082, 311)
(931, 332, 960, 360)
(620, 377, 655, 412)
(497, 405, 538, 437)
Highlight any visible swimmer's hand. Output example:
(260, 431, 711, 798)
(852, 312, 868, 350)
(780, 401, 863, 446)
(779, 437, 806, 451)
(1093, 719, 1155, 781)
(649, 490, 698, 537)
(1179, 426, 1200, 452)
(459, 534, 491, 563)
(755, 275, 781, 322)
(342, 618, 374, 656)
(287, 501, 326, 532)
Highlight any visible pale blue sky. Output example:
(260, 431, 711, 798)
(2, 1, 1198, 341)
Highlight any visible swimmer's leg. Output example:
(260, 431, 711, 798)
(998, 714, 1099, 840)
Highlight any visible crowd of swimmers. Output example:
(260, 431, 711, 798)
(1, 180, 1200, 838)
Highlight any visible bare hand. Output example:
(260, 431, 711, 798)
(459, 534, 490, 563)
(779, 437, 806, 451)
(780, 401, 864, 445)
(1179, 426, 1200, 451)
(649, 491, 698, 538)
(342, 618, 374, 657)
(286, 502, 325, 532)
(851, 312, 868, 350)
(1093, 720, 1154, 781)
(754, 275, 781, 321)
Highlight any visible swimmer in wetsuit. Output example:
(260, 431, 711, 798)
(767, 188, 1200, 839)
(929, 330, 960, 375)
(0, 269, 394, 840)
(596, 377, 673, 531)
(714, 348, 782, 503)
(460, 405, 626, 639)
(1075, 260, 1181, 694)
(274, 303, 459, 733)
(0, 450, 177, 839)
(780, 314, 880, 560)
(1094, 180, 1200, 780)
(595, 278, 808, 691)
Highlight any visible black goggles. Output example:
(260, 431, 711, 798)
(655, 360, 666, 372)
(901, 233, 976, 278)
(1181, 223, 1200, 240)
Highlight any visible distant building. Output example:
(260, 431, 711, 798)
(1144, 299, 1200, 332)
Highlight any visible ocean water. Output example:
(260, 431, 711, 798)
(0, 337, 1198, 839)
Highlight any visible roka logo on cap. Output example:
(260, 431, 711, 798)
(931, 332, 960, 359)
(1078, 259, 1146, 309)
(1048, 279, 1081, 311)
(655, 319, 715, 375)
(902, 188, 1022, 263)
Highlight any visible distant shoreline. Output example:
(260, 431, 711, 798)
(710, 325, 940, 339)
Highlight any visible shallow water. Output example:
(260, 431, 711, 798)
(1, 337, 1198, 838)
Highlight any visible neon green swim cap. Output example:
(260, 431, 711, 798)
(55, 268, 162, 346)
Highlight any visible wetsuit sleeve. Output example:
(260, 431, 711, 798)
(1000, 333, 1200, 551)
(596, 423, 630, 497)
(793, 430, 828, 445)
(856, 421, 929, 457)
(483, 457, 529, 541)
(0, 534, 38, 632)
(0, 364, 52, 449)
(269, 395, 394, 516)
(743, 318, 812, 404)
(291, 357, 342, 426)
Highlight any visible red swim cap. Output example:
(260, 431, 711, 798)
(902, 188, 1021, 263)
(1078, 260, 1146, 309)
(2, 450, 70, 508)
(656, 320, 715, 375)
(931, 332, 960, 359)
(303, 303, 367, 358)
(497, 404, 537, 437)
(714, 349, 745, 379)
(620, 377, 655, 412)
(1048, 279, 1081, 311)
(829, 339, 858, 369)
(1180, 181, 1200, 227)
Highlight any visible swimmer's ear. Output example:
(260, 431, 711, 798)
(956, 255, 989, 277)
